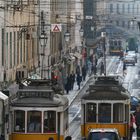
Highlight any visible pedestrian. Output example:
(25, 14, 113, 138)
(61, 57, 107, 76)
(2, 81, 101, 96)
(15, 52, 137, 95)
(76, 74, 82, 90)
(123, 62, 126, 76)
(76, 65, 81, 75)
(65, 75, 71, 94)
(69, 71, 75, 90)
(95, 57, 97, 66)
(87, 59, 92, 76)
(82, 65, 87, 81)
(91, 65, 97, 75)
(134, 105, 140, 139)
(100, 62, 104, 75)
(130, 113, 136, 140)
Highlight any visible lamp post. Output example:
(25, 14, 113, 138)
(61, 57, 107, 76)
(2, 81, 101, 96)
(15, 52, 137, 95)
(39, 31, 48, 79)
(64, 31, 70, 42)
(101, 32, 106, 76)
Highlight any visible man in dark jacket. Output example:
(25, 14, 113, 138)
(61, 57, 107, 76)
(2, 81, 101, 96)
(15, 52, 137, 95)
(76, 74, 82, 90)
(82, 65, 86, 81)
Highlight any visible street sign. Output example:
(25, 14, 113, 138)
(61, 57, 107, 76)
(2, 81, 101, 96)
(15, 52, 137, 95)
(51, 24, 62, 32)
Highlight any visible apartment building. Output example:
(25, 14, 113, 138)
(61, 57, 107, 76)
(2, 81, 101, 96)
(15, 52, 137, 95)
(3, 0, 39, 82)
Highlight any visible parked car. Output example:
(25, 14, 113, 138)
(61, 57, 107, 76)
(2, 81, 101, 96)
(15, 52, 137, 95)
(124, 55, 135, 66)
(127, 51, 137, 63)
(86, 128, 121, 140)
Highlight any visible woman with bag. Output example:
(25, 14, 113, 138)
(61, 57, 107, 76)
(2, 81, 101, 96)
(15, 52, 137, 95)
(130, 113, 136, 140)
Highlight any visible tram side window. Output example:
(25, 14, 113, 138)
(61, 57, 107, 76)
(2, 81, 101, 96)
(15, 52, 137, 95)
(86, 103, 96, 122)
(27, 111, 41, 133)
(125, 104, 129, 122)
(63, 109, 68, 132)
(44, 111, 56, 133)
(113, 103, 123, 123)
(98, 103, 111, 123)
(14, 110, 25, 132)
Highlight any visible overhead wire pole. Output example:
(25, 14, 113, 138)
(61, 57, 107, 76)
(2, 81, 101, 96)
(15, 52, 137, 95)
(101, 32, 106, 76)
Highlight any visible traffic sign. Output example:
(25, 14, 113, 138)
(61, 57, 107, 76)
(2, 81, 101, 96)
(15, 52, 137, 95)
(51, 24, 62, 32)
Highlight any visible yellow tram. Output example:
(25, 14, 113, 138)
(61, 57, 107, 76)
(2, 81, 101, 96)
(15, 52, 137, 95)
(81, 76, 131, 140)
(8, 79, 69, 140)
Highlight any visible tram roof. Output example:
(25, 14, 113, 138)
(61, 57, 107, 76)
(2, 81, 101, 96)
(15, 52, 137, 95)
(9, 79, 68, 107)
(82, 76, 130, 100)
(10, 93, 68, 107)
(82, 90, 129, 100)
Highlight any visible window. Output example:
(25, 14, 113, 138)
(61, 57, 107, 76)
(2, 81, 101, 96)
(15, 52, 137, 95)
(44, 111, 56, 133)
(128, 4, 130, 13)
(14, 110, 25, 132)
(113, 103, 124, 123)
(6, 33, 8, 68)
(27, 111, 41, 133)
(86, 103, 96, 122)
(110, 4, 113, 13)
(116, 3, 119, 14)
(63, 109, 68, 132)
(122, 21, 125, 27)
(137, 5, 139, 14)
(1, 29, 4, 66)
(122, 4, 125, 14)
(13, 32, 16, 66)
(17, 31, 19, 64)
(98, 103, 111, 123)
(10, 32, 12, 68)
(116, 21, 119, 26)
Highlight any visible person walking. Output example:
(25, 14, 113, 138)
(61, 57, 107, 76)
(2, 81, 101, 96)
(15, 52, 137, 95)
(91, 64, 97, 75)
(134, 105, 140, 139)
(123, 62, 126, 76)
(76, 74, 82, 90)
(65, 75, 71, 94)
(100, 62, 104, 75)
(69, 71, 75, 90)
(76, 65, 81, 76)
(82, 65, 87, 81)
(130, 113, 136, 140)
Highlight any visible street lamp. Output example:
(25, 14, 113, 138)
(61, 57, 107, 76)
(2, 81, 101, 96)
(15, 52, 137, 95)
(101, 32, 106, 76)
(39, 31, 48, 79)
(79, 28, 84, 38)
(64, 31, 70, 42)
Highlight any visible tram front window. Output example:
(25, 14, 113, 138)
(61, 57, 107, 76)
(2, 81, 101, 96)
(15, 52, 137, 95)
(44, 111, 56, 133)
(14, 110, 25, 132)
(27, 111, 41, 133)
(98, 103, 111, 123)
(86, 103, 96, 122)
